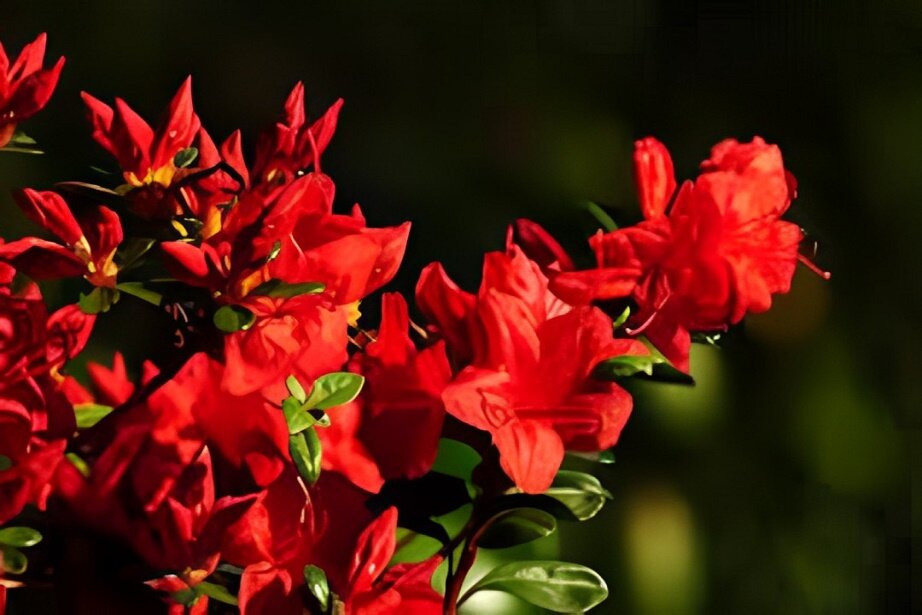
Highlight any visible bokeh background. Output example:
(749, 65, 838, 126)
(2, 1, 920, 613)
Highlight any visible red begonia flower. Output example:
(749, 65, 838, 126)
(0, 33, 64, 147)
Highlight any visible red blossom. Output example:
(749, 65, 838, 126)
(320, 293, 451, 492)
(82, 77, 200, 190)
(420, 234, 646, 493)
(0, 189, 123, 287)
(552, 136, 824, 371)
(0, 33, 64, 148)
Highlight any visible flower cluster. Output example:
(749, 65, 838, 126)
(0, 33, 826, 615)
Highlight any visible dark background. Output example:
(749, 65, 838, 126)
(2, 1, 920, 613)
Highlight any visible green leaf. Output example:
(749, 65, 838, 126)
(8, 132, 36, 146)
(286, 375, 307, 403)
(283, 397, 315, 434)
(170, 585, 199, 607)
(265, 240, 282, 263)
(303, 565, 331, 612)
(0, 145, 43, 155)
(196, 580, 238, 606)
(545, 471, 613, 522)
(478, 508, 557, 549)
(612, 305, 631, 329)
(116, 238, 157, 270)
(290, 429, 322, 484)
(583, 200, 618, 231)
(66, 452, 91, 477)
(74, 403, 115, 429)
(569, 449, 616, 465)
(0, 527, 42, 548)
(213, 304, 256, 333)
(173, 147, 199, 168)
(431, 438, 482, 483)
(304, 372, 364, 411)
(116, 282, 163, 307)
(251, 279, 325, 299)
(595, 353, 662, 378)
(391, 527, 442, 564)
(0, 455, 11, 471)
(78, 286, 119, 314)
(466, 560, 608, 613)
(0, 546, 27, 574)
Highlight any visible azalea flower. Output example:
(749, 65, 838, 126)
(0, 33, 64, 147)
(0, 189, 122, 288)
(420, 234, 646, 493)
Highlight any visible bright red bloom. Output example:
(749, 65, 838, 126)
(222, 294, 350, 398)
(321, 293, 451, 492)
(553, 136, 821, 371)
(162, 169, 408, 398)
(419, 235, 646, 493)
(82, 77, 201, 192)
(0, 33, 64, 148)
(0, 189, 122, 287)
(251, 81, 344, 186)
(335, 507, 442, 615)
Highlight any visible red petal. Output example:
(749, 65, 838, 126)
(633, 137, 676, 219)
(494, 419, 564, 494)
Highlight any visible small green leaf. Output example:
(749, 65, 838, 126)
(9, 132, 37, 146)
(116, 238, 156, 270)
(466, 560, 608, 613)
(173, 147, 199, 168)
(0, 546, 27, 574)
(612, 305, 631, 329)
(170, 585, 199, 607)
(304, 372, 364, 411)
(290, 429, 322, 484)
(303, 565, 331, 611)
(286, 375, 307, 403)
(583, 200, 618, 231)
(213, 304, 256, 333)
(78, 286, 119, 315)
(283, 397, 315, 434)
(116, 282, 163, 307)
(66, 452, 91, 477)
(265, 241, 282, 263)
(545, 471, 613, 522)
(595, 353, 662, 378)
(0, 455, 11, 471)
(0, 146, 43, 155)
(0, 527, 42, 548)
(196, 580, 238, 606)
(478, 508, 558, 549)
(74, 403, 115, 429)
(251, 279, 325, 299)
(216, 563, 245, 576)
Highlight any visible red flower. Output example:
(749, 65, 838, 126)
(419, 236, 646, 493)
(320, 293, 451, 492)
(222, 294, 350, 398)
(82, 77, 201, 220)
(0, 33, 64, 148)
(251, 82, 344, 186)
(335, 507, 442, 615)
(553, 136, 826, 371)
(0, 189, 122, 287)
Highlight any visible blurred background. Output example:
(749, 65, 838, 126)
(2, 1, 920, 613)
